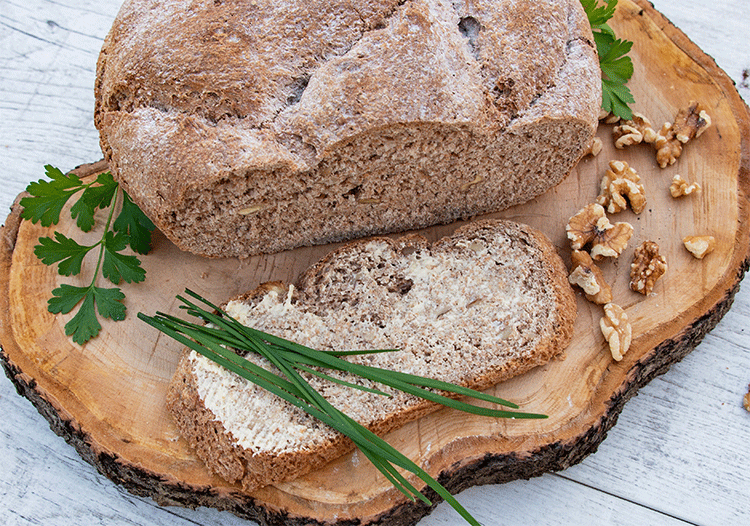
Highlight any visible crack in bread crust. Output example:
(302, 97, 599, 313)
(95, 1, 400, 119)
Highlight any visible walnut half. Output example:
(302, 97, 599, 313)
(597, 160, 647, 214)
(630, 241, 667, 295)
(600, 303, 632, 362)
(569, 250, 613, 304)
(654, 101, 712, 168)
(613, 112, 659, 149)
(566, 204, 634, 261)
(673, 100, 712, 143)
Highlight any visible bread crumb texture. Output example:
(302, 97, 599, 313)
(95, 0, 600, 257)
(170, 220, 576, 489)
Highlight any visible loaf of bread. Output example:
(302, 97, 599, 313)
(95, 0, 600, 258)
(167, 219, 576, 491)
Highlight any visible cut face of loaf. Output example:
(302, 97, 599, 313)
(95, 0, 601, 258)
(167, 219, 577, 491)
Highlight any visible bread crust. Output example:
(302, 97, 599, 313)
(167, 219, 577, 492)
(95, 0, 600, 258)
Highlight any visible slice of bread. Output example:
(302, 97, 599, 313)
(167, 219, 576, 491)
(95, 0, 600, 258)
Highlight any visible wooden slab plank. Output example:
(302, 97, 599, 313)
(1, 1, 749, 525)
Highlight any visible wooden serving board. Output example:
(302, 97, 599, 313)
(1, 1, 749, 525)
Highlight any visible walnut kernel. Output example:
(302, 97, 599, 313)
(599, 110, 621, 124)
(673, 101, 712, 143)
(584, 136, 604, 157)
(653, 102, 711, 168)
(613, 123, 642, 149)
(613, 112, 658, 149)
(630, 241, 667, 295)
(567, 203, 607, 250)
(683, 235, 716, 259)
(669, 174, 701, 197)
(590, 220, 633, 260)
(597, 160, 647, 214)
(600, 303, 632, 361)
(569, 250, 612, 304)
(654, 122, 683, 168)
(566, 204, 634, 260)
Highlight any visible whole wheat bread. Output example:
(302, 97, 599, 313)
(95, 0, 600, 258)
(167, 219, 576, 491)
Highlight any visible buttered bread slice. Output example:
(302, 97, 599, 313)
(167, 219, 576, 491)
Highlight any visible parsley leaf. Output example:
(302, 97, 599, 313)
(20, 165, 85, 227)
(581, 0, 617, 31)
(48, 284, 127, 345)
(69, 172, 119, 232)
(61, 292, 102, 345)
(102, 230, 147, 284)
(603, 77, 635, 119)
(597, 36, 634, 82)
(580, 0, 635, 120)
(92, 286, 128, 322)
(33, 232, 95, 276)
(598, 36, 635, 119)
(47, 284, 90, 315)
(21, 166, 155, 344)
(113, 190, 156, 254)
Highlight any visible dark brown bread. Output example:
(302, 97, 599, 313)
(167, 219, 577, 491)
(95, 0, 600, 258)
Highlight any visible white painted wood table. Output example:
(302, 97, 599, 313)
(1, 1, 748, 525)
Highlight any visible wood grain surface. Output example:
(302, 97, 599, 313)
(1, 1, 749, 526)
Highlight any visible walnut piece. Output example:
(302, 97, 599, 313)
(569, 250, 612, 304)
(599, 110, 621, 124)
(744, 385, 750, 412)
(673, 100, 712, 143)
(567, 204, 634, 261)
(589, 219, 633, 260)
(683, 235, 716, 259)
(630, 241, 667, 295)
(669, 174, 701, 197)
(653, 101, 712, 168)
(460, 175, 484, 191)
(654, 123, 682, 168)
(613, 112, 659, 149)
(600, 303, 632, 361)
(567, 203, 606, 250)
(597, 160, 647, 214)
(584, 136, 603, 157)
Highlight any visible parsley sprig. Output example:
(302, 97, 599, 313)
(139, 290, 547, 526)
(581, 0, 635, 120)
(20, 165, 155, 344)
